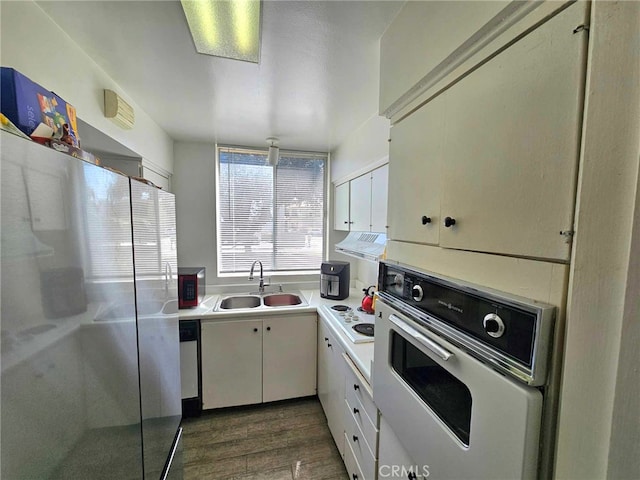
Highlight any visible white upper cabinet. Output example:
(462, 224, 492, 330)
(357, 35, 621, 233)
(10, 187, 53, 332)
(349, 173, 372, 231)
(335, 165, 389, 233)
(387, 2, 588, 262)
(388, 94, 446, 246)
(334, 182, 351, 231)
(370, 164, 389, 233)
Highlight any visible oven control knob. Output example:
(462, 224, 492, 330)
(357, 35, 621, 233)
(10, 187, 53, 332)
(412, 285, 424, 302)
(483, 313, 505, 338)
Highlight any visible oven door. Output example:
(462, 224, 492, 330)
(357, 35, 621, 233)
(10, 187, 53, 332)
(373, 300, 543, 479)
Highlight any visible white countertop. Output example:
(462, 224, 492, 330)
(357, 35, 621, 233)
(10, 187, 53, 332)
(179, 288, 376, 383)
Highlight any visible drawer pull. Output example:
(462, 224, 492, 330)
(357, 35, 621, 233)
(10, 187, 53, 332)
(353, 407, 359, 414)
(353, 384, 360, 391)
(324, 337, 329, 341)
(352, 435, 359, 442)
(327, 343, 332, 347)
(352, 474, 358, 480)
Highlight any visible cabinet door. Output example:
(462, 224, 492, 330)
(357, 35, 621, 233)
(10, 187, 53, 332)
(371, 164, 389, 233)
(349, 173, 372, 231)
(440, 4, 587, 261)
(334, 182, 351, 231)
(201, 320, 262, 409)
(378, 415, 427, 479)
(317, 317, 346, 457)
(388, 93, 446, 245)
(263, 314, 317, 402)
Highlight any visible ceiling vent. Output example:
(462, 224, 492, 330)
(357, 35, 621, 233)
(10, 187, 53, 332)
(104, 89, 135, 129)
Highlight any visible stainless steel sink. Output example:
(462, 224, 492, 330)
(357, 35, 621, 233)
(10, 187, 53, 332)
(218, 295, 261, 310)
(263, 293, 302, 307)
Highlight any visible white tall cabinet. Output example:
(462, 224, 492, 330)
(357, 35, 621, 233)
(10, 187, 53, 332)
(387, 4, 587, 262)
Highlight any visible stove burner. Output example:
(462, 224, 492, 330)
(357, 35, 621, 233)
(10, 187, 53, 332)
(353, 323, 374, 337)
(331, 305, 351, 312)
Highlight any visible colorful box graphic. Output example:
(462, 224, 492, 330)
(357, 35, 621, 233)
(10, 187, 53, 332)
(1, 67, 79, 146)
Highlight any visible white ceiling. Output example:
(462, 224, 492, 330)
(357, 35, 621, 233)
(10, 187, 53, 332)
(37, 1, 403, 152)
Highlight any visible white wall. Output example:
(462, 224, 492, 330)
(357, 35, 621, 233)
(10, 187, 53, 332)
(554, 1, 640, 478)
(173, 141, 322, 288)
(0, 1, 173, 173)
(330, 114, 390, 183)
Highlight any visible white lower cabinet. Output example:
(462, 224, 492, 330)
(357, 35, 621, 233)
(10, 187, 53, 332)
(378, 415, 427, 480)
(263, 314, 317, 402)
(317, 315, 347, 456)
(201, 319, 263, 409)
(201, 314, 317, 410)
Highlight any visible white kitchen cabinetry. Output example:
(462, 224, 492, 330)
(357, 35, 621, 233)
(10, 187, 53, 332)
(343, 355, 379, 480)
(387, 4, 587, 262)
(334, 182, 351, 231)
(370, 165, 389, 233)
(388, 93, 445, 246)
(335, 164, 389, 233)
(317, 316, 347, 457)
(201, 319, 263, 409)
(378, 415, 427, 479)
(263, 314, 317, 402)
(349, 173, 372, 232)
(202, 314, 317, 409)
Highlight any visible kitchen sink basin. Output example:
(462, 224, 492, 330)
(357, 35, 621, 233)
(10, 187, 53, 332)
(219, 295, 261, 310)
(263, 293, 303, 307)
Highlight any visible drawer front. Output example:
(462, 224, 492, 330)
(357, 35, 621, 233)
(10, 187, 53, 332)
(344, 432, 366, 480)
(345, 389, 378, 457)
(344, 356, 378, 426)
(344, 400, 376, 480)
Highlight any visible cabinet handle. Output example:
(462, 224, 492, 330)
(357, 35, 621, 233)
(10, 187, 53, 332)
(327, 343, 332, 347)
(353, 407, 359, 414)
(353, 384, 360, 391)
(344, 221, 348, 224)
(349, 221, 354, 224)
(352, 474, 358, 480)
(324, 337, 329, 342)
(421, 215, 431, 225)
(352, 435, 359, 442)
(253, 328, 258, 332)
(444, 216, 456, 228)
(266, 326, 271, 331)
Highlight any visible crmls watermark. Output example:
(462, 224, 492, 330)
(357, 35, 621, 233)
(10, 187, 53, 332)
(378, 464, 430, 478)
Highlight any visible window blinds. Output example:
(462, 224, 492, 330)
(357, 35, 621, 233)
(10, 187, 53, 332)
(218, 147, 326, 274)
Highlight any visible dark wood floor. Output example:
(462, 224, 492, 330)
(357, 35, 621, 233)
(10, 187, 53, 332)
(181, 396, 348, 480)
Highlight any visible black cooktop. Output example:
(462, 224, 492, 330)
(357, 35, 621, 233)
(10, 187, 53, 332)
(353, 323, 374, 337)
(331, 305, 351, 312)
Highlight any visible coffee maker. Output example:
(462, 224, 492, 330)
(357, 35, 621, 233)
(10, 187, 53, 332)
(320, 261, 350, 300)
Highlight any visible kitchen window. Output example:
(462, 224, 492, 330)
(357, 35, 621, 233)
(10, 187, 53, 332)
(216, 146, 326, 275)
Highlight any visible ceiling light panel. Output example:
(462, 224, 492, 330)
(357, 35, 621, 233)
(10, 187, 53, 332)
(181, 0, 261, 63)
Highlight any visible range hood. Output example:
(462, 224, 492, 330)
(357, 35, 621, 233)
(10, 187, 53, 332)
(335, 231, 387, 263)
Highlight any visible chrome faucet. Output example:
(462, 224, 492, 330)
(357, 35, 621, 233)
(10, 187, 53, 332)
(249, 260, 266, 294)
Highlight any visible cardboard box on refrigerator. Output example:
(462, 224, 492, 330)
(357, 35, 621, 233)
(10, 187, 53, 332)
(0, 67, 80, 146)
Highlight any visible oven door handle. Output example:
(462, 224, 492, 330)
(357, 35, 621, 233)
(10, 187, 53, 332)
(389, 314, 454, 361)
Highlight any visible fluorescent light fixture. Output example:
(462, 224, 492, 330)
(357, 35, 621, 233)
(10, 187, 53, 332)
(181, 0, 262, 63)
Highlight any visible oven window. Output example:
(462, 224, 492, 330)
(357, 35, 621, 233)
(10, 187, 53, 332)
(391, 331, 472, 446)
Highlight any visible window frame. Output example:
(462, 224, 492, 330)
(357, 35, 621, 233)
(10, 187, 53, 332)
(215, 144, 328, 278)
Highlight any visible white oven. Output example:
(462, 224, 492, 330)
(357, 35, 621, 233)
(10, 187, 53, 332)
(372, 262, 556, 479)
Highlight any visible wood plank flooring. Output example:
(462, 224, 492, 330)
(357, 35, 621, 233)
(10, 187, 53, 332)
(181, 396, 348, 480)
